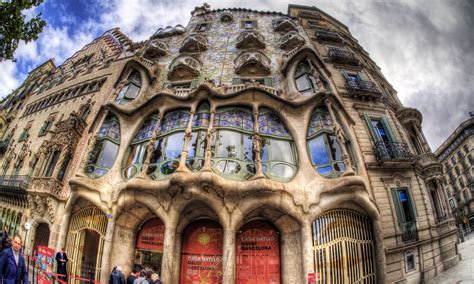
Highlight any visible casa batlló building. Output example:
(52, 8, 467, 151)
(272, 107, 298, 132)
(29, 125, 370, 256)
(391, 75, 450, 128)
(0, 3, 460, 283)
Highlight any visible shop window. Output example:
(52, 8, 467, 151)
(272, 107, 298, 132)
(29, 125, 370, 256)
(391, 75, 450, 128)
(135, 218, 165, 274)
(259, 108, 297, 181)
(115, 71, 142, 104)
(186, 102, 210, 172)
(85, 115, 120, 178)
(307, 107, 345, 178)
(212, 107, 255, 179)
(147, 110, 190, 180)
(123, 113, 159, 179)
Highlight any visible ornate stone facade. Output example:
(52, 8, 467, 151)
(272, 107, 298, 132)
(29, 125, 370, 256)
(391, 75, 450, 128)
(0, 4, 459, 283)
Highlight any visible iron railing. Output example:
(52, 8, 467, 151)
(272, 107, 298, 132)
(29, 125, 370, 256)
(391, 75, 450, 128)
(0, 175, 32, 190)
(328, 47, 359, 65)
(315, 30, 342, 42)
(401, 221, 418, 243)
(346, 79, 381, 94)
(373, 141, 415, 162)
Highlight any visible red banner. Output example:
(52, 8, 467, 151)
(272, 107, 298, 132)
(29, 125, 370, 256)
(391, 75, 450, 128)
(236, 220, 280, 284)
(180, 219, 223, 284)
(136, 218, 165, 251)
(37, 246, 55, 284)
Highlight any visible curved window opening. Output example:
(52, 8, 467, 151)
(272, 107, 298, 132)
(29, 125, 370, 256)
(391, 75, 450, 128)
(147, 110, 190, 179)
(186, 102, 210, 172)
(122, 113, 159, 179)
(115, 71, 142, 104)
(85, 115, 120, 178)
(294, 59, 329, 96)
(259, 108, 297, 181)
(307, 107, 345, 178)
(212, 107, 255, 180)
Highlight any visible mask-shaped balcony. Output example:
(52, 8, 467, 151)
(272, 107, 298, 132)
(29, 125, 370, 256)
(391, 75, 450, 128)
(179, 34, 208, 53)
(168, 56, 202, 80)
(279, 31, 305, 51)
(143, 40, 169, 60)
(234, 51, 271, 76)
(273, 18, 297, 33)
(236, 30, 265, 49)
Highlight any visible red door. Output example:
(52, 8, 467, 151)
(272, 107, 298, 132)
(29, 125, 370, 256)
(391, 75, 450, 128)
(236, 220, 280, 284)
(180, 219, 223, 284)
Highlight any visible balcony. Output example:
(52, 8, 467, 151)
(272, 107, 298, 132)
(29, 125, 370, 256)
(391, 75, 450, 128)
(29, 176, 64, 197)
(0, 175, 30, 207)
(273, 18, 297, 33)
(236, 31, 265, 49)
(328, 47, 359, 65)
(401, 221, 418, 243)
(179, 34, 208, 53)
(143, 40, 169, 59)
(0, 138, 10, 155)
(279, 31, 305, 51)
(416, 152, 443, 177)
(234, 51, 271, 76)
(315, 30, 342, 43)
(168, 56, 202, 80)
(0, 175, 31, 190)
(373, 141, 415, 163)
(346, 79, 381, 97)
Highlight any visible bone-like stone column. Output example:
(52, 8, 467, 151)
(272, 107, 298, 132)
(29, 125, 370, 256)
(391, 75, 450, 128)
(222, 229, 236, 284)
(100, 218, 116, 282)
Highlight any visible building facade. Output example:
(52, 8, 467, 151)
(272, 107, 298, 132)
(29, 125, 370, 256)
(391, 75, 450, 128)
(436, 114, 474, 231)
(0, 4, 460, 283)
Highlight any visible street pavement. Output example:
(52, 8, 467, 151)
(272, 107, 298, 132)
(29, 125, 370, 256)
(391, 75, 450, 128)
(428, 233, 474, 283)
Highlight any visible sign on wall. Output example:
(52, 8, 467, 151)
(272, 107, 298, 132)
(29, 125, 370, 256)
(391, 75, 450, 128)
(37, 246, 55, 284)
(136, 218, 165, 251)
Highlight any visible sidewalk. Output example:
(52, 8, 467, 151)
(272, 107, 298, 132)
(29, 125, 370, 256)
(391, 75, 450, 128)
(428, 234, 474, 283)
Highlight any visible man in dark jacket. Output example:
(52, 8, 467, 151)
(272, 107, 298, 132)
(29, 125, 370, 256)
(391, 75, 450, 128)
(126, 266, 139, 284)
(109, 266, 125, 284)
(55, 247, 68, 282)
(0, 235, 28, 283)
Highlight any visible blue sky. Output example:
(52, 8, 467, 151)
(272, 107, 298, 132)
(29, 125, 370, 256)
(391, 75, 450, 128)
(0, 0, 473, 149)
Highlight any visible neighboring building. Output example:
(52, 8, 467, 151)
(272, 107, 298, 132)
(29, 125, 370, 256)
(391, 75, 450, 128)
(436, 114, 474, 230)
(0, 4, 460, 283)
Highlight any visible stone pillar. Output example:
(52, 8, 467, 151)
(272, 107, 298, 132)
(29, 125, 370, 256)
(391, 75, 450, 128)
(301, 221, 315, 281)
(140, 114, 162, 177)
(100, 218, 115, 282)
(435, 178, 451, 217)
(56, 212, 71, 251)
(222, 229, 236, 284)
(202, 109, 216, 172)
(161, 225, 176, 284)
(176, 110, 195, 172)
(251, 106, 264, 179)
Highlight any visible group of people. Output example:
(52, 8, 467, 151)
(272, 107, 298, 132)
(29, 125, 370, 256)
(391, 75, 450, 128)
(109, 266, 163, 284)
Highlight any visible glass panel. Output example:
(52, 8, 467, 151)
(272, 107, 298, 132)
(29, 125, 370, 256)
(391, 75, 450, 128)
(124, 83, 140, 100)
(186, 159, 204, 171)
(272, 164, 294, 179)
(261, 139, 269, 162)
(98, 141, 119, 168)
(160, 111, 190, 134)
(187, 132, 199, 158)
(317, 166, 333, 176)
(258, 112, 290, 138)
(243, 134, 253, 162)
(269, 139, 293, 164)
(216, 160, 241, 174)
(133, 115, 158, 143)
(296, 75, 311, 92)
(334, 162, 345, 172)
(192, 112, 211, 128)
(150, 138, 164, 164)
(216, 131, 242, 159)
(164, 132, 185, 160)
(214, 109, 253, 131)
(161, 160, 179, 175)
(307, 108, 333, 137)
(371, 119, 389, 142)
(115, 85, 129, 103)
(98, 117, 120, 141)
(327, 135, 342, 161)
(308, 136, 330, 165)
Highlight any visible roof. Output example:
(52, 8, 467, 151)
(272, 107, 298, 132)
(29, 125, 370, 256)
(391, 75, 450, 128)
(435, 116, 474, 157)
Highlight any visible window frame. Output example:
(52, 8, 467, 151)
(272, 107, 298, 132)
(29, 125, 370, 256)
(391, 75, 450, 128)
(241, 19, 257, 29)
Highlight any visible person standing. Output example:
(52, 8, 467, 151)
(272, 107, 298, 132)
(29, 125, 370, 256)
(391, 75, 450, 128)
(55, 247, 68, 282)
(127, 267, 139, 284)
(0, 235, 28, 283)
(109, 266, 125, 284)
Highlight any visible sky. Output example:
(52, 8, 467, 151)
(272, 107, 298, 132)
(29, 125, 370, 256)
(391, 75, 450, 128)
(0, 0, 472, 150)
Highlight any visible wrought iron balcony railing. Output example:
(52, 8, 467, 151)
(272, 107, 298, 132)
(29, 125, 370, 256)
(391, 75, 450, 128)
(315, 30, 342, 42)
(346, 79, 381, 94)
(328, 47, 359, 65)
(0, 175, 32, 191)
(373, 141, 415, 162)
(400, 221, 418, 243)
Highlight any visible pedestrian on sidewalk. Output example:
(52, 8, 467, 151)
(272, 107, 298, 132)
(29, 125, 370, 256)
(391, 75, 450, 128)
(55, 247, 68, 282)
(127, 266, 140, 284)
(109, 266, 125, 284)
(0, 235, 28, 283)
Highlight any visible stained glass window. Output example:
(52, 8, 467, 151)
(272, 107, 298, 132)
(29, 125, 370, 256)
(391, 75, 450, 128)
(307, 107, 346, 178)
(160, 110, 190, 133)
(213, 109, 253, 132)
(116, 70, 142, 104)
(85, 115, 120, 178)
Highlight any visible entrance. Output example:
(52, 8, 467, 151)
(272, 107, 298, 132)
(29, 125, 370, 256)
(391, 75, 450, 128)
(33, 222, 50, 254)
(312, 209, 376, 283)
(180, 219, 223, 284)
(236, 220, 280, 284)
(135, 217, 165, 274)
(80, 230, 100, 280)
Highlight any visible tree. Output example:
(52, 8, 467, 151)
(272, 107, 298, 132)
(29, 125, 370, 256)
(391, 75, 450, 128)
(0, 0, 46, 62)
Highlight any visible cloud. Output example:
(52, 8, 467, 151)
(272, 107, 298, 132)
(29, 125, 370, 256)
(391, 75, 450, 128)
(0, 62, 19, 98)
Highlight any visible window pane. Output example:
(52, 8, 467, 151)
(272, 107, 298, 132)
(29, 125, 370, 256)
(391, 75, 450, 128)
(309, 136, 330, 165)
(327, 135, 342, 161)
(98, 141, 119, 168)
(216, 131, 242, 159)
(216, 160, 241, 174)
(187, 132, 199, 158)
(124, 83, 140, 99)
(243, 134, 253, 162)
(164, 132, 185, 160)
(269, 139, 293, 163)
(296, 75, 311, 92)
(317, 166, 333, 176)
(371, 119, 389, 142)
(150, 138, 164, 164)
(272, 164, 294, 179)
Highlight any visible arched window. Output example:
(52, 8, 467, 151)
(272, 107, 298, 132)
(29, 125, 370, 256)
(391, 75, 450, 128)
(122, 113, 159, 179)
(294, 59, 325, 96)
(307, 107, 345, 177)
(85, 115, 120, 178)
(186, 102, 210, 172)
(115, 71, 142, 104)
(147, 110, 190, 179)
(212, 107, 255, 179)
(259, 108, 297, 181)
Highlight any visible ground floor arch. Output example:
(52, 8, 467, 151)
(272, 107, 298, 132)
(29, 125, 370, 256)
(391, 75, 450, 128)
(65, 206, 107, 282)
(180, 219, 223, 284)
(312, 208, 376, 283)
(134, 217, 165, 273)
(32, 222, 50, 254)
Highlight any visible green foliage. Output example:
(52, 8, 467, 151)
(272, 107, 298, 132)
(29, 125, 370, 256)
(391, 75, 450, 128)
(0, 0, 46, 61)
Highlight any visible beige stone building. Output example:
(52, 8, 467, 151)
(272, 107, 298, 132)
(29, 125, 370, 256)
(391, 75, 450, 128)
(0, 4, 460, 283)
(435, 114, 474, 231)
